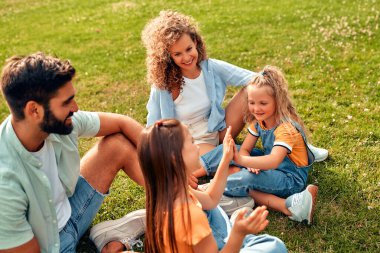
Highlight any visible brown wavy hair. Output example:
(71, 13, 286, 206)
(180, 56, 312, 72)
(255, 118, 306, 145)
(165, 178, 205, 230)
(244, 66, 307, 134)
(141, 10, 207, 92)
(138, 119, 192, 253)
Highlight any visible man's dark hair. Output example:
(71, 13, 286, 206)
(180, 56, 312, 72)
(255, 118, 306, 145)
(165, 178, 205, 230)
(0, 52, 75, 120)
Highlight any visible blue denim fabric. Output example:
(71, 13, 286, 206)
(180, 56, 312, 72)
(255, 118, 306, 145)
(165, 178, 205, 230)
(200, 144, 241, 175)
(201, 122, 314, 198)
(225, 166, 306, 198)
(224, 122, 314, 198)
(146, 58, 255, 132)
(205, 206, 287, 252)
(200, 142, 268, 176)
(204, 206, 230, 249)
(59, 176, 107, 253)
(241, 234, 288, 253)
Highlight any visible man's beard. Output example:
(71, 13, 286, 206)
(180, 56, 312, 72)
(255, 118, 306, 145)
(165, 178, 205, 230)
(40, 105, 74, 135)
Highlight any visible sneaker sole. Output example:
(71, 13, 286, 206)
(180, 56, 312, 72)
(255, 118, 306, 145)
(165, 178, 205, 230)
(308, 144, 328, 162)
(313, 149, 328, 162)
(230, 207, 254, 225)
(306, 185, 318, 225)
(314, 154, 328, 162)
(90, 209, 146, 240)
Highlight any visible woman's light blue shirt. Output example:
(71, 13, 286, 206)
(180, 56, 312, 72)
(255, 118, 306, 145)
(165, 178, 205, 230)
(146, 58, 256, 132)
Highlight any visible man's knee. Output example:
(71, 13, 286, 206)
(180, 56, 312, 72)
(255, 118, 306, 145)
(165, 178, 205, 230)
(80, 133, 139, 192)
(100, 133, 133, 149)
(98, 133, 136, 161)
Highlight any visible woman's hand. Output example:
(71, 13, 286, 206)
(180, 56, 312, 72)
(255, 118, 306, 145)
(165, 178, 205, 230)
(232, 206, 269, 236)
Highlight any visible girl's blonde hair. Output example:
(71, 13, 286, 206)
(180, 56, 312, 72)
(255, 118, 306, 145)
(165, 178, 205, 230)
(141, 10, 207, 92)
(245, 65, 307, 134)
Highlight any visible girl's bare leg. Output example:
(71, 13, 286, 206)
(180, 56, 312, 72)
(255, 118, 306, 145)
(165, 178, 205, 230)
(249, 190, 291, 216)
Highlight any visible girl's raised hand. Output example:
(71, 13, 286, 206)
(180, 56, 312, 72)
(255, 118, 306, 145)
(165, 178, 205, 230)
(232, 206, 269, 236)
(222, 126, 234, 162)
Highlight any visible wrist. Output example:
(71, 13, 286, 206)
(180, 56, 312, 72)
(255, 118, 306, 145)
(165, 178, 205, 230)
(235, 154, 243, 165)
(220, 156, 230, 166)
(231, 225, 246, 239)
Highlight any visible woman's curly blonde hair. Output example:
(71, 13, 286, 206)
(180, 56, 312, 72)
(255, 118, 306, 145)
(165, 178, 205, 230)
(141, 10, 207, 92)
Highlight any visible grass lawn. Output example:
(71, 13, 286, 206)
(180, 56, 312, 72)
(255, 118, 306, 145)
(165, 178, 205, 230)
(1, 0, 379, 252)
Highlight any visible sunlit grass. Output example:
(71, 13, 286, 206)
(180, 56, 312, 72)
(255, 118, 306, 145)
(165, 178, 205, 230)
(0, 0, 379, 252)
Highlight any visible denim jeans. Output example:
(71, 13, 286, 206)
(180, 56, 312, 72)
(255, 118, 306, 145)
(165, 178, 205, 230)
(59, 176, 107, 253)
(225, 144, 311, 198)
(225, 166, 306, 198)
(200, 144, 241, 175)
(201, 143, 310, 199)
(202, 120, 315, 198)
(204, 206, 287, 252)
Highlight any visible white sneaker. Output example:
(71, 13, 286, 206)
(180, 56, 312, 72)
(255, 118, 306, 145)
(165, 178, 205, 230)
(198, 183, 255, 216)
(89, 209, 146, 251)
(229, 206, 253, 225)
(308, 144, 328, 162)
(285, 185, 318, 225)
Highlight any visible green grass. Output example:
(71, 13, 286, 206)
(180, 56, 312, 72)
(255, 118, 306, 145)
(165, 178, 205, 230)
(1, 0, 379, 252)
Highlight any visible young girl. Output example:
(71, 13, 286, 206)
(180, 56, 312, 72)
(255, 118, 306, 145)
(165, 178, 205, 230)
(141, 10, 328, 184)
(224, 66, 318, 225)
(138, 119, 287, 253)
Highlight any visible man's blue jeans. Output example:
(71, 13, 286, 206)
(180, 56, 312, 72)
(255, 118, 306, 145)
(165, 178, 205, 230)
(59, 176, 107, 252)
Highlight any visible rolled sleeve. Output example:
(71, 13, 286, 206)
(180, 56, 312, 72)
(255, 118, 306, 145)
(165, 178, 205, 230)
(72, 111, 100, 137)
(248, 122, 259, 137)
(211, 59, 255, 86)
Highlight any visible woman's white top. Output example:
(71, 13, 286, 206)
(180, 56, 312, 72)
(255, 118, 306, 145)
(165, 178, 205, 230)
(174, 71, 211, 124)
(174, 71, 219, 146)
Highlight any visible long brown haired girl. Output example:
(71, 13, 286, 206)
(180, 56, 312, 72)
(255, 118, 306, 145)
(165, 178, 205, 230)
(138, 119, 287, 253)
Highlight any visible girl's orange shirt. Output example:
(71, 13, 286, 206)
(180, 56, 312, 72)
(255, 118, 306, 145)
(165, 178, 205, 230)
(163, 191, 212, 253)
(249, 121, 308, 167)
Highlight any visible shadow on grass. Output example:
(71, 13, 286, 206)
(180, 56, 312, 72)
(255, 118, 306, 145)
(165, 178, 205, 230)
(77, 230, 97, 253)
(77, 230, 145, 253)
